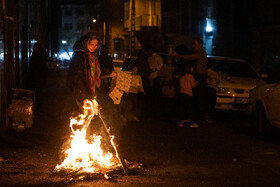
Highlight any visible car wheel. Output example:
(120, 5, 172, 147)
(257, 103, 270, 138)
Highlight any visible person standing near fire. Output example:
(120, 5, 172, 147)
(170, 37, 208, 123)
(68, 32, 102, 110)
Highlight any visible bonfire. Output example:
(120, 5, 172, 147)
(55, 99, 129, 177)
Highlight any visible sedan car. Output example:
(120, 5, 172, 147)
(208, 56, 265, 113)
(250, 81, 280, 137)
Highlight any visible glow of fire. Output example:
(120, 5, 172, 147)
(55, 99, 121, 173)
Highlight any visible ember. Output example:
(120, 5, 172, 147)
(55, 99, 123, 175)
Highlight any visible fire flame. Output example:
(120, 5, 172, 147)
(55, 99, 121, 174)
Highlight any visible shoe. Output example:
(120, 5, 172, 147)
(190, 123, 199, 128)
(178, 121, 184, 127)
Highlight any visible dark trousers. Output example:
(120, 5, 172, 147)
(206, 86, 217, 116)
(178, 93, 194, 122)
(193, 74, 207, 120)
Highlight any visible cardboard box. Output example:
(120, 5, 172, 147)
(7, 88, 35, 130)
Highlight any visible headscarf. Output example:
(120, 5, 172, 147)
(73, 32, 101, 95)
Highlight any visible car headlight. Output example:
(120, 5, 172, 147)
(217, 87, 231, 94)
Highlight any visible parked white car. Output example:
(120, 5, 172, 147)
(250, 81, 280, 137)
(207, 56, 265, 113)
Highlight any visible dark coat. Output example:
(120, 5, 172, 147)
(28, 50, 47, 90)
(68, 39, 100, 104)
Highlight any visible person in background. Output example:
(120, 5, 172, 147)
(98, 45, 114, 93)
(97, 45, 116, 108)
(170, 37, 208, 124)
(135, 49, 150, 94)
(134, 49, 151, 116)
(147, 47, 164, 89)
(120, 66, 145, 123)
(67, 32, 101, 110)
(147, 46, 163, 114)
(177, 63, 198, 128)
(206, 61, 220, 122)
(159, 56, 176, 118)
(172, 44, 194, 78)
(28, 42, 47, 112)
(28, 42, 47, 91)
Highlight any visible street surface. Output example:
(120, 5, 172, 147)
(1, 69, 280, 186)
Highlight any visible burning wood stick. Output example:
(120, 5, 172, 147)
(98, 111, 128, 175)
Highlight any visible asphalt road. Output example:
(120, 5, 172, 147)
(1, 69, 280, 186)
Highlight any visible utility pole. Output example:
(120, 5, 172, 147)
(130, 0, 135, 56)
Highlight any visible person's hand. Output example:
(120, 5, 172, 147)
(110, 71, 117, 77)
(169, 51, 181, 59)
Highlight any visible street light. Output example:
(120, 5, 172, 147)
(205, 18, 214, 33)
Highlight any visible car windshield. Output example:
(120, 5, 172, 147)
(208, 58, 260, 79)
